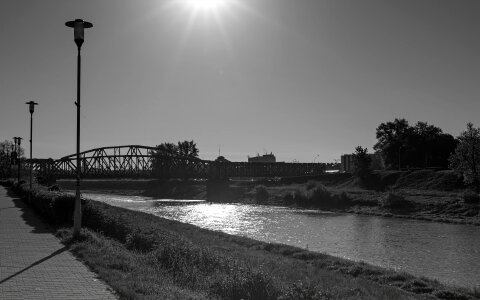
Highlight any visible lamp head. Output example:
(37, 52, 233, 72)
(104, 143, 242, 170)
(65, 19, 93, 48)
(26, 101, 38, 114)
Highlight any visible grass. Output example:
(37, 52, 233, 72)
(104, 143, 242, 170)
(4, 180, 479, 299)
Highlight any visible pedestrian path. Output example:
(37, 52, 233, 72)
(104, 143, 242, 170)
(0, 186, 117, 299)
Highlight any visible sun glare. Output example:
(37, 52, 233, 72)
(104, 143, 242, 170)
(182, 0, 231, 12)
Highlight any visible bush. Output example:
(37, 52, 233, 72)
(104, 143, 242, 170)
(308, 185, 352, 208)
(254, 185, 269, 203)
(335, 192, 352, 207)
(308, 184, 332, 203)
(280, 281, 332, 300)
(283, 190, 307, 206)
(13, 183, 75, 225)
(380, 191, 414, 210)
(210, 268, 280, 300)
(283, 186, 352, 208)
(461, 190, 480, 204)
(82, 200, 141, 244)
(306, 180, 318, 190)
(433, 290, 470, 300)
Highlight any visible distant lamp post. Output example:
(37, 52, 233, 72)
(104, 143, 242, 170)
(65, 19, 93, 237)
(10, 144, 14, 176)
(26, 101, 38, 201)
(14, 137, 22, 183)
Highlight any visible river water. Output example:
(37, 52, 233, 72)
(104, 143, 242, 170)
(82, 192, 480, 289)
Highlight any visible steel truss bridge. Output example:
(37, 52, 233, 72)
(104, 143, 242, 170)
(27, 145, 325, 180)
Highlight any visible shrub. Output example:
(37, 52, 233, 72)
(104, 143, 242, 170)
(308, 184, 332, 203)
(12, 183, 75, 225)
(433, 290, 470, 300)
(279, 281, 332, 300)
(125, 230, 157, 252)
(209, 268, 280, 300)
(335, 192, 352, 207)
(380, 191, 414, 210)
(306, 180, 318, 190)
(307, 185, 352, 208)
(254, 185, 269, 203)
(82, 200, 137, 243)
(461, 190, 480, 204)
(283, 190, 307, 206)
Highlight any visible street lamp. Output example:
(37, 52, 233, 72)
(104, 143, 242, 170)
(65, 19, 93, 237)
(10, 144, 14, 177)
(13, 137, 22, 183)
(26, 101, 38, 202)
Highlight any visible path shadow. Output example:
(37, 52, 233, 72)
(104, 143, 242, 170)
(6, 189, 53, 234)
(0, 246, 69, 284)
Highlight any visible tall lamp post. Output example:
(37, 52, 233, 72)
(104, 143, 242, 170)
(26, 101, 38, 201)
(65, 19, 93, 237)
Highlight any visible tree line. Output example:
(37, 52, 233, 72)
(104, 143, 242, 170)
(0, 140, 25, 178)
(373, 118, 457, 169)
(353, 119, 480, 191)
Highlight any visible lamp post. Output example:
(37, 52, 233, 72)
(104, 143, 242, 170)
(10, 144, 14, 177)
(26, 101, 38, 201)
(65, 19, 93, 237)
(14, 137, 22, 183)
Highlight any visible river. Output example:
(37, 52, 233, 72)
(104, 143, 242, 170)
(82, 192, 480, 289)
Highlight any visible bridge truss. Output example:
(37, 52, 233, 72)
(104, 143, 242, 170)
(27, 145, 325, 180)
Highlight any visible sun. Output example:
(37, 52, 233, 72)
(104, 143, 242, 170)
(182, 0, 231, 12)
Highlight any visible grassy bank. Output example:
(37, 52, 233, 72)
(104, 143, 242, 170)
(3, 180, 478, 299)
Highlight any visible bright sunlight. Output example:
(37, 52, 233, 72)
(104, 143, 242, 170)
(181, 0, 233, 12)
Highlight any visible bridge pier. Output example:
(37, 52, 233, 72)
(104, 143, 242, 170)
(206, 161, 230, 202)
(206, 178, 230, 202)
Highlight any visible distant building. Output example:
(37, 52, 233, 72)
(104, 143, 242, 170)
(340, 154, 355, 173)
(340, 152, 384, 172)
(215, 156, 230, 162)
(248, 153, 276, 163)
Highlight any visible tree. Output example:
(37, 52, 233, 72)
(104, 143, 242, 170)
(154, 142, 178, 157)
(374, 118, 413, 169)
(449, 123, 480, 192)
(374, 119, 456, 169)
(352, 146, 372, 182)
(0, 139, 25, 157)
(177, 140, 199, 158)
(412, 122, 456, 168)
(151, 140, 199, 177)
(0, 140, 25, 178)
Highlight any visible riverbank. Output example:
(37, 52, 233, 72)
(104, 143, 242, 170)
(57, 169, 480, 226)
(4, 181, 478, 299)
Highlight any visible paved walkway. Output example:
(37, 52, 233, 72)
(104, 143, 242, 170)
(0, 186, 117, 299)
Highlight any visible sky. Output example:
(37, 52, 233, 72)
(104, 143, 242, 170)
(0, 0, 478, 163)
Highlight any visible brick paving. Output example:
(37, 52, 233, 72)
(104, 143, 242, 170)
(0, 186, 117, 299)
